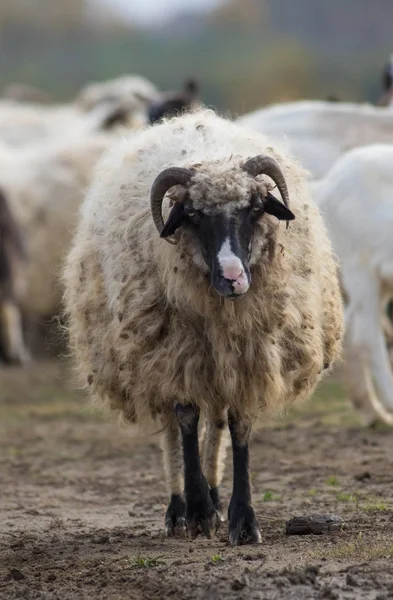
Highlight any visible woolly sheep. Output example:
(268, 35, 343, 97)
(0, 100, 134, 329)
(0, 86, 140, 148)
(0, 134, 114, 322)
(312, 144, 393, 426)
(63, 109, 343, 545)
(0, 101, 93, 147)
(238, 100, 393, 179)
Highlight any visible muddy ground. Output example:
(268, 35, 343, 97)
(1, 361, 393, 600)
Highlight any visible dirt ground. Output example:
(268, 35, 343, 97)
(1, 361, 393, 600)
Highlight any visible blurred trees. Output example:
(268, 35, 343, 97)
(0, 0, 392, 113)
(0, 0, 87, 30)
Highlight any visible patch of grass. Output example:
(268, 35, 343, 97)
(130, 555, 165, 569)
(326, 476, 339, 486)
(211, 554, 224, 564)
(362, 501, 388, 513)
(263, 491, 282, 502)
(317, 537, 393, 561)
(279, 378, 361, 428)
(336, 492, 355, 502)
(306, 488, 318, 497)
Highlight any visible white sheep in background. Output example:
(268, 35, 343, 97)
(237, 100, 393, 179)
(0, 133, 114, 320)
(0, 101, 85, 147)
(0, 101, 131, 361)
(0, 74, 157, 148)
(63, 110, 343, 545)
(75, 74, 158, 127)
(312, 144, 393, 425)
(0, 99, 130, 148)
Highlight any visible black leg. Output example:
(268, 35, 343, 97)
(228, 412, 261, 545)
(165, 493, 186, 536)
(175, 403, 219, 539)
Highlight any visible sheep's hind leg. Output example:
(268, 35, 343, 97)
(228, 412, 261, 545)
(202, 411, 229, 521)
(0, 299, 30, 365)
(175, 403, 220, 539)
(161, 415, 186, 536)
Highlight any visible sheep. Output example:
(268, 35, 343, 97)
(0, 99, 125, 148)
(75, 74, 158, 127)
(237, 100, 393, 180)
(0, 101, 83, 147)
(0, 78, 146, 148)
(312, 144, 393, 426)
(0, 134, 114, 323)
(147, 80, 200, 124)
(0, 100, 129, 345)
(63, 109, 343, 545)
(0, 190, 29, 365)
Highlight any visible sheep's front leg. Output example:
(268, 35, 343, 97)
(161, 415, 186, 536)
(228, 412, 261, 545)
(175, 403, 219, 539)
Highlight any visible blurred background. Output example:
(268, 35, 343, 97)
(1, 0, 392, 112)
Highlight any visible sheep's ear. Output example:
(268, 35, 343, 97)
(160, 203, 185, 238)
(264, 192, 295, 222)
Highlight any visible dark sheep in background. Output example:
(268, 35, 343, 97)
(148, 80, 200, 124)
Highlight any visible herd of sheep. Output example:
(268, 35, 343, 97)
(1, 63, 393, 544)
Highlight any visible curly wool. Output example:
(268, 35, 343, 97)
(63, 109, 343, 429)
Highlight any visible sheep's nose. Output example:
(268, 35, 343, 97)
(223, 267, 249, 295)
(231, 272, 249, 294)
(223, 265, 244, 281)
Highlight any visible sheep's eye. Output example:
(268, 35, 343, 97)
(186, 209, 201, 223)
(251, 194, 264, 214)
(251, 203, 264, 216)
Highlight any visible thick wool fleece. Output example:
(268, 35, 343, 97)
(63, 109, 343, 430)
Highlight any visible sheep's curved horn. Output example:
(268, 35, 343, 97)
(242, 155, 290, 209)
(150, 167, 194, 243)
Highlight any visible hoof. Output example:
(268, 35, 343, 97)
(186, 492, 221, 539)
(165, 494, 186, 537)
(228, 503, 262, 546)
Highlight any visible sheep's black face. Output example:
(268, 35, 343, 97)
(187, 207, 253, 298)
(161, 192, 294, 299)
